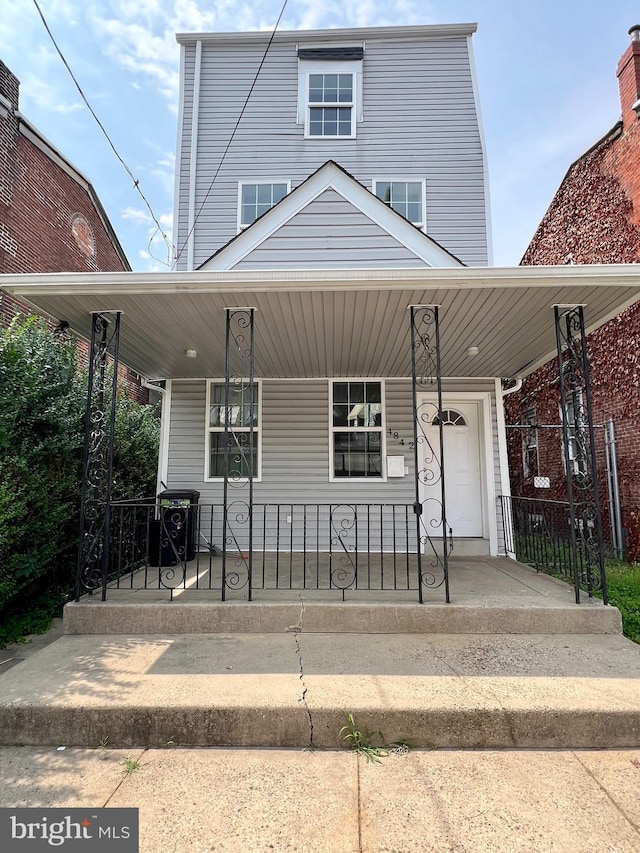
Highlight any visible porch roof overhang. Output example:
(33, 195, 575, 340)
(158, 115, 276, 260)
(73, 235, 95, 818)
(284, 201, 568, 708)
(3, 264, 640, 380)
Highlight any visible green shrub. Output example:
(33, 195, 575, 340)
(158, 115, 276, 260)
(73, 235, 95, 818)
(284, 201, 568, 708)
(0, 316, 159, 645)
(604, 561, 640, 643)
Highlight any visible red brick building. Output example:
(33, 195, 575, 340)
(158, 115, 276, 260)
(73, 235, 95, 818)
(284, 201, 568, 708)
(506, 26, 640, 558)
(0, 60, 147, 401)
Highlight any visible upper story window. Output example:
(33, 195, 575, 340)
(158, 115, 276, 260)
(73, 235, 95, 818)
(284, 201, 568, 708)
(297, 47, 363, 140)
(308, 73, 354, 137)
(374, 180, 426, 229)
(239, 182, 289, 229)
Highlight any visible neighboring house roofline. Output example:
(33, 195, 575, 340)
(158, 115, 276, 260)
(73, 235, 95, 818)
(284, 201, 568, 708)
(13, 111, 131, 271)
(521, 120, 624, 265)
(176, 23, 477, 46)
(197, 160, 465, 271)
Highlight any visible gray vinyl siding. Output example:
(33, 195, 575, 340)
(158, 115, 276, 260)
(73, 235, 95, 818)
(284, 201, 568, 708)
(166, 377, 505, 552)
(234, 189, 428, 269)
(176, 31, 488, 270)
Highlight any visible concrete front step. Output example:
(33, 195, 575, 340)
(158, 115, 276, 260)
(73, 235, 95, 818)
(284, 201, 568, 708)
(63, 600, 623, 636)
(2, 632, 640, 750)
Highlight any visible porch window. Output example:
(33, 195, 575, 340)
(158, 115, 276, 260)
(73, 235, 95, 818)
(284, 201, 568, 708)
(373, 180, 425, 229)
(331, 381, 384, 478)
(206, 381, 261, 480)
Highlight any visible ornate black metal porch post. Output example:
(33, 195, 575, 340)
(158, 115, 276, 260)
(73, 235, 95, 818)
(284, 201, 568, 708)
(410, 306, 450, 603)
(222, 308, 255, 601)
(75, 312, 121, 601)
(554, 305, 608, 604)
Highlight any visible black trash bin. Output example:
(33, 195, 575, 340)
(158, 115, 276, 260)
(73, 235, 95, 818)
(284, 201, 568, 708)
(148, 489, 200, 567)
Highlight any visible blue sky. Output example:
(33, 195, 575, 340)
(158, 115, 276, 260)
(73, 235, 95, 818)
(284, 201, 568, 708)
(1, 0, 638, 270)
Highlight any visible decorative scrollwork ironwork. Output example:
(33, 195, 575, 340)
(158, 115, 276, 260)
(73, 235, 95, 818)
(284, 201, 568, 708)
(76, 312, 121, 600)
(554, 305, 607, 603)
(222, 309, 256, 601)
(329, 505, 357, 594)
(410, 306, 450, 602)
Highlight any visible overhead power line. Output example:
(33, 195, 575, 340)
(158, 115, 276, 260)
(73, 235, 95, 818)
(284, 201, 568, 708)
(31, 0, 174, 267)
(174, 0, 290, 265)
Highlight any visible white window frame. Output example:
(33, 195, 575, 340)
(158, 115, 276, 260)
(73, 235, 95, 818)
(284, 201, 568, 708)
(297, 58, 362, 139)
(329, 378, 386, 482)
(372, 179, 427, 231)
(205, 379, 262, 482)
(237, 181, 290, 231)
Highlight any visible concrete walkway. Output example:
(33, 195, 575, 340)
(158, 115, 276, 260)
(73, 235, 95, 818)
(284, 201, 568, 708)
(1, 746, 639, 851)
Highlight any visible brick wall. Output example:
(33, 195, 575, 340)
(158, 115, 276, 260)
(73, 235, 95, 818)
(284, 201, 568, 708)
(513, 52, 640, 558)
(0, 61, 147, 404)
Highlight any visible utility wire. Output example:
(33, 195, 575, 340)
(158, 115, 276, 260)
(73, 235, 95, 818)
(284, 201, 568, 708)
(174, 0, 290, 265)
(31, 0, 174, 267)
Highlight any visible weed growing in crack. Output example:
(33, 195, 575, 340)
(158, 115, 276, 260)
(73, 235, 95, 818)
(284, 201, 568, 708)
(339, 714, 388, 763)
(121, 756, 141, 775)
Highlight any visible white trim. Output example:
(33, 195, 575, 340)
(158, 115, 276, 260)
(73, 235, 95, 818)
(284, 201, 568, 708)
(158, 379, 172, 495)
(172, 46, 187, 270)
(329, 378, 387, 482)
(417, 391, 495, 548)
(467, 34, 492, 265)
(7, 264, 640, 295)
(297, 59, 362, 138)
(204, 378, 263, 483)
(176, 24, 478, 46)
(237, 180, 291, 232)
(372, 178, 427, 231)
(186, 39, 202, 271)
(203, 162, 463, 270)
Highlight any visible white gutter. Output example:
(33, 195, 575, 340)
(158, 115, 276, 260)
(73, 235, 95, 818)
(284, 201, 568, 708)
(495, 378, 523, 559)
(186, 40, 202, 271)
(143, 379, 171, 497)
(4, 263, 640, 295)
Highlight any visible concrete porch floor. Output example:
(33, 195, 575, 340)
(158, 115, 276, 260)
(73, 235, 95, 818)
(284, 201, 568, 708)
(66, 555, 620, 635)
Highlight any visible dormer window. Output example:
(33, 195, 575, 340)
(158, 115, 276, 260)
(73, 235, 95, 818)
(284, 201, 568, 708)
(297, 46, 363, 139)
(308, 73, 354, 137)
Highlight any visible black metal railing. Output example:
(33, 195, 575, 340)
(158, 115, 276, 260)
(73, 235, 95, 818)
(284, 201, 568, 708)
(104, 501, 425, 600)
(501, 495, 608, 601)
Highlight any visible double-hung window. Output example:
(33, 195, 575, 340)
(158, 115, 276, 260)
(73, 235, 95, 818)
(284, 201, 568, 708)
(238, 182, 289, 229)
(206, 381, 261, 480)
(374, 180, 426, 229)
(297, 48, 363, 139)
(331, 381, 384, 479)
(522, 408, 539, 480)
(308, 73, 354, 137)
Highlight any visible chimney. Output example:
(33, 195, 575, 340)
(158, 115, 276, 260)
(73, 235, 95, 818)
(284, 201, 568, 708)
(617, 25, 640, 127)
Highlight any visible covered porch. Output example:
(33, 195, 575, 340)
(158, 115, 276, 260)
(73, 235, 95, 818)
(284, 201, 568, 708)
(5, 263, 640, 609)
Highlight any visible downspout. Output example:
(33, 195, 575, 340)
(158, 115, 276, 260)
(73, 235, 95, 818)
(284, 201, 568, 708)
(143, 378, 171, 498)
(186, 40, 202, 271)
(495, 378, 523, 558)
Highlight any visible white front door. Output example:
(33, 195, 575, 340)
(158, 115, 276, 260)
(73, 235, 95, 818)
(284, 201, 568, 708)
(418, 400, 483, 538)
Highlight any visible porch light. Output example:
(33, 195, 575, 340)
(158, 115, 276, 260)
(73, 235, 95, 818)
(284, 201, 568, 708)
(466, 346, 479, 356)
(185, 349, 197, 358)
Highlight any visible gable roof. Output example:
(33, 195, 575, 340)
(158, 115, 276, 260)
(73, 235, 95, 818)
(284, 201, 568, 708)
(198, 161, 465, 271)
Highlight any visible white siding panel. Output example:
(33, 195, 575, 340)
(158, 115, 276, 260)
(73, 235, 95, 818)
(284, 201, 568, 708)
(234, 190, 428, 269)
(175, 33, 488, 270)
(165, 377, 503, 551)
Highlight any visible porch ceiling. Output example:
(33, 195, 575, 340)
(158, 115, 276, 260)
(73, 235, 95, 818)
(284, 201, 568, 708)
(4, 265, 640, 380)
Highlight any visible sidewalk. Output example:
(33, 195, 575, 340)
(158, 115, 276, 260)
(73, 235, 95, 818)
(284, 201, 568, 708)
(1, 746, 639, 851)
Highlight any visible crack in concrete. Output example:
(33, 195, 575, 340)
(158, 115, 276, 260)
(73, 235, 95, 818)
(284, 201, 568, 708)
(572, 750, 640, 836)
(102, 747, 147, 808)
(292, 596, 314, 750)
